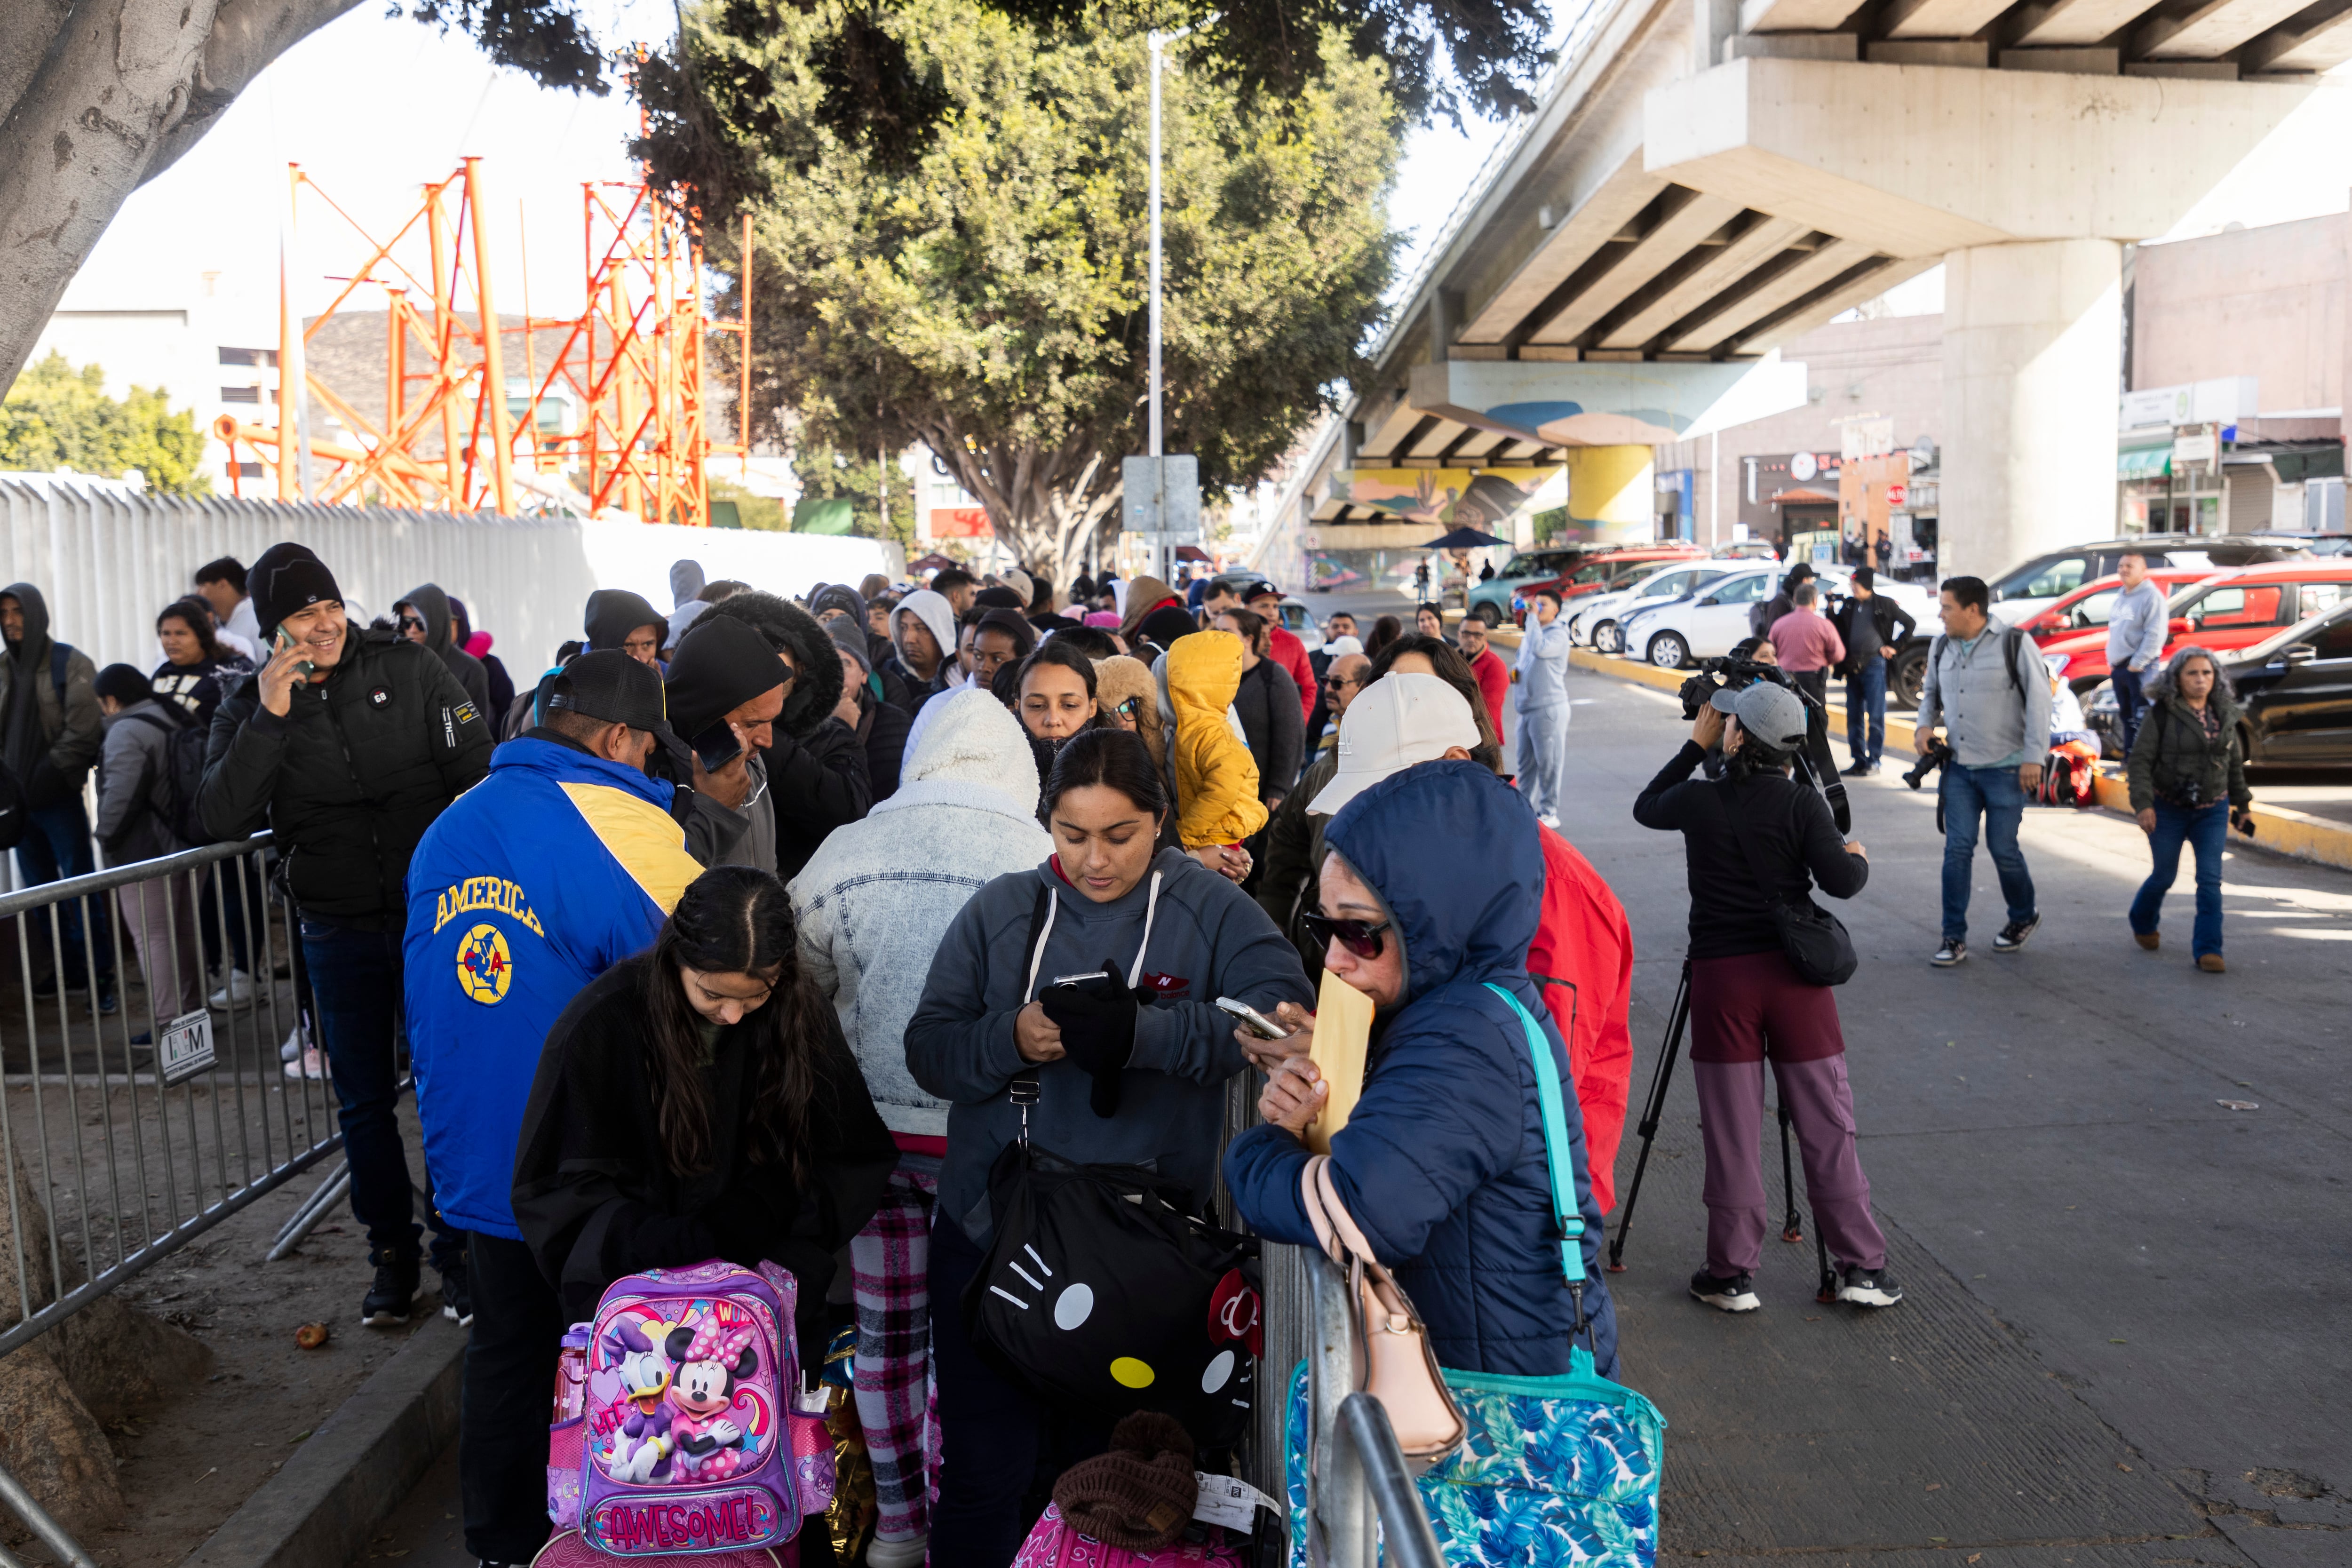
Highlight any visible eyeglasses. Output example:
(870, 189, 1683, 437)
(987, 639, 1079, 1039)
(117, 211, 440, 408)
(1322, 675, 1356, 692)
(1114, 697, 1143, 718)
(1300, 910, 1391, 960)
(397, 615, 425, 633)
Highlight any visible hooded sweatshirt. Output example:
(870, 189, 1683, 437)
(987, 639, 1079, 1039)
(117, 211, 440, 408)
(0, 583, 101, 803)
(1223, 761, 1618, 1378)
(585, 589, 667, 654)
(790, 692, 1053, 1139)
(1166, 631, 1266, 849)
(404, 733, 703, 1238)
(906, 846, 1313, 1245)
(705, 593, 870, 880)
(397, 583, 492, 715)
(888, 589, 959, 706)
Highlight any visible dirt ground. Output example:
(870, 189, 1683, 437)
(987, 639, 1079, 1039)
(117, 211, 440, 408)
(57, 1098, 449, 1568)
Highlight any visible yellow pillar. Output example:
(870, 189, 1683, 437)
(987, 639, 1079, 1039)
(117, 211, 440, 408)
(1563, 446, 1654, 544)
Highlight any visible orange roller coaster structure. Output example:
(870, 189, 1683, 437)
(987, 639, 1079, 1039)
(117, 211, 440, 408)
(217, 158, 749, 527)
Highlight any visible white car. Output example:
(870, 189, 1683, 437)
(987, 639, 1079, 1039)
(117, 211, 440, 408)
(1619, 566, 1934, 670)
(1570, 562, 1740, 653)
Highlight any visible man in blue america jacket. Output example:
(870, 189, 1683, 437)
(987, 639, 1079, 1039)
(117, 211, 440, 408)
(404, 650, 719, 1567)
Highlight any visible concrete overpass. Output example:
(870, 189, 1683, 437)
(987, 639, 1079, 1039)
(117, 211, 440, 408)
(1281, 0, 2337, 579)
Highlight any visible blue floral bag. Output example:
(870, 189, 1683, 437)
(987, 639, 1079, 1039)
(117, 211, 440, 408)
(1281, 983, 1665, 1566)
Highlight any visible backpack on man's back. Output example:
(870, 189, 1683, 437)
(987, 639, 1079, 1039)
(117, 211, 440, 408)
(119, 704, 214, 850)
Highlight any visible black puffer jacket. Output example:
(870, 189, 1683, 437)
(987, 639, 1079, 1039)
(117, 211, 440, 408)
(706, 593, 871, 877)
(199, 625, 494, 927)
(2126, 690, 2251, 814)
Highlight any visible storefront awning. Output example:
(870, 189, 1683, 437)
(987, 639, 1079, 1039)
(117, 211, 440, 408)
(2118, 446, 2171, 480)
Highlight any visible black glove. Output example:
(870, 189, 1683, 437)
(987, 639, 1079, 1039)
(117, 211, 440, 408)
(1039, 961, 1139, 1118)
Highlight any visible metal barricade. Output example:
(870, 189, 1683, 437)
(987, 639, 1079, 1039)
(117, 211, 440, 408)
(0, 833, 343, 1560)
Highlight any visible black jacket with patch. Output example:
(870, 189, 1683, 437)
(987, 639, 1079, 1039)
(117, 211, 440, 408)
(199, 625, 494, 928)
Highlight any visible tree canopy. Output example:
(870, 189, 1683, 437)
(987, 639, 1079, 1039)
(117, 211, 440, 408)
(0, 353, 212, 497)
(646, 0, 1400, 580)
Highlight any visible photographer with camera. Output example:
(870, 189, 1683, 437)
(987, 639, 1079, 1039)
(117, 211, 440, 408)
(1632, 682, 1897, 1313)
(2125, 646, 2254, 973)
(1912, 576, 2050, 968)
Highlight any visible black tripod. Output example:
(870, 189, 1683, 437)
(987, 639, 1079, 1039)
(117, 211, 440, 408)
(1606, 959, 1836, 1303)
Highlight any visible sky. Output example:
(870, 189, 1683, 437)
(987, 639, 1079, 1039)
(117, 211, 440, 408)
(64, 3, 2352, 336)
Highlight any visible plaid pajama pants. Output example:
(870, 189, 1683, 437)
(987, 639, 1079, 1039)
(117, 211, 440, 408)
(852, 1165, 938, 1541)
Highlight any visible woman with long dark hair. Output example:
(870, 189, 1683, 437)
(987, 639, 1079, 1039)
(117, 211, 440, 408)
(512, 865, 896, 1355)
(2125, 644, 2253, 971)
(151, 597, 242, 728)
(905, 729, 1313, 1566)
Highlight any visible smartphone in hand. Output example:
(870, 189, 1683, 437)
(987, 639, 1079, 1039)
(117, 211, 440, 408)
(1217, 996, 1286, 1040)
(275, 627, 314, 681)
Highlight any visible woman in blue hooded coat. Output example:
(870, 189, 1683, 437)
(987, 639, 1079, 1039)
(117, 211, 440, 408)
(1223, 759, 1617, 1378)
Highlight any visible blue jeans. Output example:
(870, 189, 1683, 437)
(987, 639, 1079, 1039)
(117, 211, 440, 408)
(1844, 656, 1888, 767)
(17, 797, 114, 989)
(1940, 764, 2036, 943)
(301, 918, 458, 1271)
(2114, 667, 2148, 756)
(2129, 800, 2226, 958)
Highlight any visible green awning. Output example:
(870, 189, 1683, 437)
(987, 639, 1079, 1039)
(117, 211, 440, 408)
(2118, 446, 2171, 480)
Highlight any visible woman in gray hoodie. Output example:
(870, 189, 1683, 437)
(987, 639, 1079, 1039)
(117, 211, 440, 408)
(905, 728, 1313, 1567)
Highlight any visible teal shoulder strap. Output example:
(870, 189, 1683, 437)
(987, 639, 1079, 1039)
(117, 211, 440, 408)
(1482, 980, 1584, 1287)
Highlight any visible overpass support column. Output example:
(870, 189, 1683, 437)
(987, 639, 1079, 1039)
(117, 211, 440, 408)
(1565, 445, 1656, 545)
(1940, 239, 2122, 582)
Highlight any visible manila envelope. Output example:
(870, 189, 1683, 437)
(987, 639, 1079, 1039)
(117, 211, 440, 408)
(1303, 968, 1374, 1155)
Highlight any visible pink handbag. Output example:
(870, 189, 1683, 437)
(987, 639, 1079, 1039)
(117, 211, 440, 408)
(1298, 1155, 1465, 1474)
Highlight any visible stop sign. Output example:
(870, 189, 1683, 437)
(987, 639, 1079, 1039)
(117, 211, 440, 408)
(1885, 482, 1907, 508)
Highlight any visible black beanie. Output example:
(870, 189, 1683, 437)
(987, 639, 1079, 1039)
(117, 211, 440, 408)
(249, 542, 343, 636)
(94, 664, 153, 708)
(584, 589, 667, 653)
(664, 615, 787, 735)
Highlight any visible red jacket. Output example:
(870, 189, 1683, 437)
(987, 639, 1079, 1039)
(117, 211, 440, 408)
(1268, 626, 1315, 725)
(1468, 646, 1509, 741)
(1530, 824, 1634, 1213)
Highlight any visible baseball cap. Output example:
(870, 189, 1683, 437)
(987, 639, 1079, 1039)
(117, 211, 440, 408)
(1851, 566, 1875, 588)
(1709, 679, 1808, 751)
(1241, 580, 1280, 603)
(1307, 673, 1482, 816)
(547, 649, 668, 732)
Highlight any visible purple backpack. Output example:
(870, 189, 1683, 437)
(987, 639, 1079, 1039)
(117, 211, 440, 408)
(550, 1259, 818, 1557)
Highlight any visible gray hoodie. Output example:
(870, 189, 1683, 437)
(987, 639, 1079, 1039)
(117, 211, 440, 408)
(94, 698, 187, 863)
(906, 845, 1314, 1244)
(395, 583, 491, 716)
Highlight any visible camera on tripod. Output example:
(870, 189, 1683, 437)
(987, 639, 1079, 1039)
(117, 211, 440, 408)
(1902, 738, 1953, 790)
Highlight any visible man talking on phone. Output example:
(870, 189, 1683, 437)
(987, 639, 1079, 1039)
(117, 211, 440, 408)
(403, 650, 722, 1567)
(199, 541, 494, 1330)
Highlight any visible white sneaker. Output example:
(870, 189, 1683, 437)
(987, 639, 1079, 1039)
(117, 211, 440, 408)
(866, 1534, 928, 1568)
(280, 1028, 304, 1062)
(210, 969, 256, 1010)
(282, 1047, 326, 1081)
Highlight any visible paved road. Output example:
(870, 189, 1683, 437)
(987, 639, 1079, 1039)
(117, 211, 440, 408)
(1562, 664, 2349, 1567)
(358, 620, 2351, 1568)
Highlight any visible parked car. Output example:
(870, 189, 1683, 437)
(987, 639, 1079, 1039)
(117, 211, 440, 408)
(1473, 542, 1709, 627)
(2223, 599, 2352, 764)
(1987, 533, 2312, 626)
(1272, 596, 1323, 653)
(1465, 546, 1593, 626)
(1569, 561, 1737, 653)
(1714, 540, 1782, 561)
(1619, 565, 1938, 701)
(2010, 567, 2225, 646)
(2039, 561, 2352, 691)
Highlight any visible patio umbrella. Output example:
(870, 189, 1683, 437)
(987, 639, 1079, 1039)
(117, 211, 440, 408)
(1421, 525, 1510, 550)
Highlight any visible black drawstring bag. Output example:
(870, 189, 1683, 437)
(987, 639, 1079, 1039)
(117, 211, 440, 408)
(963, 1131, 1257, 1446)
(1720, 779, 1858, 986)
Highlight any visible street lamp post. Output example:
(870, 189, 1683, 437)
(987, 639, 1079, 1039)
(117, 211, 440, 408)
(1146, 18, 1210, 580)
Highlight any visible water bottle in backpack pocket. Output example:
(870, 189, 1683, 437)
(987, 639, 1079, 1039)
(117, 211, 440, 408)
(547, 1258, 834, 1558)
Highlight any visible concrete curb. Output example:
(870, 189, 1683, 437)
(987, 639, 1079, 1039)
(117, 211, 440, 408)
(1568, 645, 2352, 873)
(180, 1317, 465, 1568)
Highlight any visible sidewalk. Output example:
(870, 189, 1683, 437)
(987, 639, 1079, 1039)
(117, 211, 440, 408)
(1567, 646, 2352, 874)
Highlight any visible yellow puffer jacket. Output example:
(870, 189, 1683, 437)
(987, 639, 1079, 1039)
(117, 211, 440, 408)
(1166, 631, 1268, 848)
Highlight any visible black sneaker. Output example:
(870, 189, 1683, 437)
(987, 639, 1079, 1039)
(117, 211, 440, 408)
(95, 981, 118, 1017)
(362, 1252, 420, 1327)
(1689, 1268, 1760, 1313)
(1931, 939, 1967, 967)
(440, 1260, 474, 1327)
(1993, 916, 2040, 954)
(1842, 761, 1873, 777)
(1836, 1263, 1903, 1307)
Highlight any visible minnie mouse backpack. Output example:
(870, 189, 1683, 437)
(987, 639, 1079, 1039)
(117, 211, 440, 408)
(547, 1258, 834, 1558)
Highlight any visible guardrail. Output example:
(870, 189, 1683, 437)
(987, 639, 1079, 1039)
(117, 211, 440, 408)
(1295, 1247, 1444, 1568)
(0, 833, 343, 1560)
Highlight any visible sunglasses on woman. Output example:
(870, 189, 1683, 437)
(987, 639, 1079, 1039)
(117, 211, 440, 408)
(1300, 910, 1391, 959)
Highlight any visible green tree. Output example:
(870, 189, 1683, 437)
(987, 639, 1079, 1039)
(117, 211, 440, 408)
(646, 0, 1398, 583)
(790, 443, 918, 548)
(0, 352, 212, 497)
